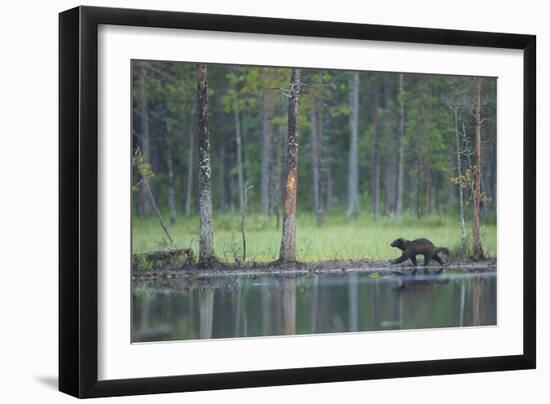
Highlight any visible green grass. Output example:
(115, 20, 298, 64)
(132, 210, 496, 262)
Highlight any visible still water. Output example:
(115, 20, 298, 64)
(132, 269, 496, 342)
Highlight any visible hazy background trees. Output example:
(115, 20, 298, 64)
(132, 61, 497, 259)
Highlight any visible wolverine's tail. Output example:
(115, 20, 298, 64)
(436, 247, 450, 256)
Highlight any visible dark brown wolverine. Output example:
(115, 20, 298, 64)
(390, 238, 449, 269)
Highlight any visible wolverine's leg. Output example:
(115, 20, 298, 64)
(423, 252, 433, 273)
(410, 256, 418, 274)
(433, 253, 444, 265)
(391, 254, 409, 264)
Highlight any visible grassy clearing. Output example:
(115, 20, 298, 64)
(132, 210, 496, 263)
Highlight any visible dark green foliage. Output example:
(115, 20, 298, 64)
(131, 61, 497, 230)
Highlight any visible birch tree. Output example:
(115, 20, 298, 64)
(196, 63, 216, 265)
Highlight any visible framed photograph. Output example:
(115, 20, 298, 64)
(59, 5, 536, 398)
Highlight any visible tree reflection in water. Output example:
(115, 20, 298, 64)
(132, 269, 496, 342)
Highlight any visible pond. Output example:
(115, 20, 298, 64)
(132, 268, 496, 343)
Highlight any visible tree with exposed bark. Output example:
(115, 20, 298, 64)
(279, 68, 302, 263)
(196, 63, 216, 266)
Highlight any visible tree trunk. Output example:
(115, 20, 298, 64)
(279, 68, 301, 263)
(425, 166, 432, 214)
(164, 128, 176, 224)
(346, 72, 360, 218)
(453, 108, 466, 245)
(383, 161, 394, 216)
(372, 80, 381, 221)
(407, 170, 414, 214)
(395, 73, 405, 217)
(472, 78, 484, 260)
(310, 109, 323, 226)
(317, 105, 325, 216)
(138, 70, 152, 217)
(219, 137, 226, 212)
(196, 64, 215, 265)
(234, 109, 245, 214)
(261, 79, 273, 214)
(185, 119, 194, 218)
(272, 125, 284, 229)
(416, 160, 422, 217)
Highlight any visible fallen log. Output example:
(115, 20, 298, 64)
(132, 248, 194, 271)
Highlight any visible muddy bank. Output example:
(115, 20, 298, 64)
(132, 254, 496, 281)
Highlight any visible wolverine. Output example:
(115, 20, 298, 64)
(389, 238, 449, 269)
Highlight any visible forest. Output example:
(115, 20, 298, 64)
(131, 60, 497, 268)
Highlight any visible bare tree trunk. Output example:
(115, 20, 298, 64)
(272, 125, 283, 229)
(416, 160, 422, 218)
(346, 72, 360, 218)
(219, 137, 226, 212)
(239, 183, 253, 263)
(197, 64, 215, 265)
(372, 81, 381, 221)
(279, 68, 301, 263)
(138, 70, 152, 217)
(322, 112, 333, 211)
(164, 130, 177, 224)
(425, 166, 432, 214)
(234, 109, 245, 214)
(326, 165, 333, 210)
(317, 105, 325, 217)
(383, 158, 396, 216)
(185, 120, 194, 218)
(395, 73, 405, 217)
(472, 78, 485, 260)
(261, 78, 273, 214)
(310, 109, 323, 226)
(453, 108, 466, 245)
(407, 170, 414, 214)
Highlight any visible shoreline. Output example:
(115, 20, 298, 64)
(132, 257, 497, 280)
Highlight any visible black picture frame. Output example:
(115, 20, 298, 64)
(59, 5, 536, 398)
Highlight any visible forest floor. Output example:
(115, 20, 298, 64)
(132, 211, 497, 264)
(132, 257, 497, 280)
